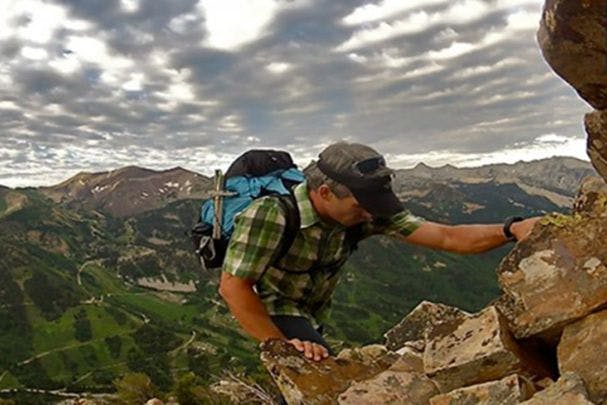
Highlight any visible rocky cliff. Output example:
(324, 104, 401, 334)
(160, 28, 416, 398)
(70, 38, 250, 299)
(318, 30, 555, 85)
(260, 175, 607, 404)
(538, 0, 607, 181)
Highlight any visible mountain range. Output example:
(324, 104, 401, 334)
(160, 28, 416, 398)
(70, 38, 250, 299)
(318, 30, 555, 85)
(0, 156, 597, 399)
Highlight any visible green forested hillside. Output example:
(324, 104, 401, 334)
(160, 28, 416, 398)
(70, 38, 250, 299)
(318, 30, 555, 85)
(0, 176, 570, 399)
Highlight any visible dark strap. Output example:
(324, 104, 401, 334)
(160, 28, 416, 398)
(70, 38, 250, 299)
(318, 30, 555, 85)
(272, 192, 365, 274)
(273, 193, 300, 264)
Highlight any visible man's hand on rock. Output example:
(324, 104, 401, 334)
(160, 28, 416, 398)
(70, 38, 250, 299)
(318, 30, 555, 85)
(510, 217, 541, 242)
(287, 338, 329, 362)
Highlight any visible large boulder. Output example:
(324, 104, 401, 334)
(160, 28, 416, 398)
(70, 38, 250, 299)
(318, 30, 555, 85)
(260, 339, 397, 404)
(520, 372, 594, 405)
(538, 0, 607, 181)
(383, 301, 471, 352)
(558, 309, 607, 404)
(538, 0, 607, 110)
(496, 178, 607, 339)
(338, 370, 438, 404)
(585, 111, 607, 180)
(335, 344, 399, 369)
(423, 306, 549, 393)
(429, 374, 535, 405)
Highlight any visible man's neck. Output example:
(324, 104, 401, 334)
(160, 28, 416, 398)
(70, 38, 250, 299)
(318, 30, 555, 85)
(308, 188, 339, 226)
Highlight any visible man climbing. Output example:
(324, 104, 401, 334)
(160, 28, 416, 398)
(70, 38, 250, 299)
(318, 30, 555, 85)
(218, 142, 538, 362)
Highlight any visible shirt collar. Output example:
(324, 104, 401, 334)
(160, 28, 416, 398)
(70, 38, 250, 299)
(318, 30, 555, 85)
(294, 181, 321, 229)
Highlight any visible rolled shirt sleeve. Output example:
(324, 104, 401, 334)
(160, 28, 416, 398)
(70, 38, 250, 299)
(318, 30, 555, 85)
(368, 209, 426, 238)
(221, 197, 287, 282)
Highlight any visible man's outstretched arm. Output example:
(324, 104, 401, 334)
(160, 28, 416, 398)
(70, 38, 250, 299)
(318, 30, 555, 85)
(401, 217, 539, 254)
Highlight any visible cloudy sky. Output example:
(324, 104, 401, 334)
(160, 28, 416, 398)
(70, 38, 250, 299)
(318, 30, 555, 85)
(0, 0, 592, 187)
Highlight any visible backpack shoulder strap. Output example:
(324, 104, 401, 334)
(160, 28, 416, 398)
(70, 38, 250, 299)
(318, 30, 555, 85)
(344, 223, 365, 252)
(273, 193, 300, 264)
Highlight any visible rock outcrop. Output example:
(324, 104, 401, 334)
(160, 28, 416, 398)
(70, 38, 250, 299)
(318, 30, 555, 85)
(260, 177, 606, 403)
(520, 372, 595, 405)
(429, 374, 536, 405)
(423, 306, 549, 393)
(558, 310, 607, 404)
(538, 0, 607, 181)
(384, 301, 470, 352)
(495, 194, 607, 339)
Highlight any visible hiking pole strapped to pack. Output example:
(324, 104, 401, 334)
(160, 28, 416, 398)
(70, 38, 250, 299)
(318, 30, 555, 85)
(211, 169, 236, 240)
(194, 169, 236, 271)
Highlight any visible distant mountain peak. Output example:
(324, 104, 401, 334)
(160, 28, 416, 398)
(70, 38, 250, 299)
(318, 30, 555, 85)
(39, 165, 213, 217)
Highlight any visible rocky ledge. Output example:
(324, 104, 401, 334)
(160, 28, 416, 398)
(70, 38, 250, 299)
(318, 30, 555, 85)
(260, 176, 607, 404)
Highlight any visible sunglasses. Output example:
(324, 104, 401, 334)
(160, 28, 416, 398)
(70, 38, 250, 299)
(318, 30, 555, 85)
(352, 156, 386, 175)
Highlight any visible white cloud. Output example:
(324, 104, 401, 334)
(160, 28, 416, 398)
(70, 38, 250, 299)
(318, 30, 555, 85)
(342, 0, 449, 26)
(435, 27, 458, 41)
(199, 0, 308, 51)
(387, 134, 588, 168)
(0, 143, 240, 187)
(168, 12, 200, 34)
(336, 0, 543, 52)
(266, 62, 292, 74)
(48, 53, 81, 75)
(348, 53, 368, 64)
(122, 73, 145, 91)
(336, 12, 432, 52)
(61, 35, 138, 90)
(428, 42, 475, 60)
(0, 1, 92, 43)
(400, 62, 444, 79)
(452, 58, 524, 79)
(0, 101, 19, 110)
(336, 0, 489, 52)
(20, 46, 48, 60)
(150, 55, 209, 111)
(217, 114, 244, 132)
(506, 10, 540, 31)
(476, 91, 536, 106)
(120, 0, 140, 13)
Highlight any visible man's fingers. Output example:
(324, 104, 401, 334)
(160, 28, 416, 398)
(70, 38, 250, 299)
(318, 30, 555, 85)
(313, 343, 329, 361)
(286, 339, 329, 361)
(287, 338, 304, 352)
(302, 340, 314, 359)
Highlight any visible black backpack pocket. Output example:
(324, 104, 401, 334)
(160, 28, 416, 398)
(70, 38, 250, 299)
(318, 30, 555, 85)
(190, 222, 229, 270)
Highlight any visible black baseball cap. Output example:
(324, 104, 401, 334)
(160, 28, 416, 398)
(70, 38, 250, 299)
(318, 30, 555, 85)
(316, 142, 403, 218)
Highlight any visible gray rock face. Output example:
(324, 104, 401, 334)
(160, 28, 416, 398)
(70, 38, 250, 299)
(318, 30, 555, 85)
(573, 177, 607, 215)
(520, 372, 595, 405)
(429, 374, 535, 405)
(538, 0, 607, 110)
(558, 310, 607, 404)
(537, 0, 607, 182)
(496, 178, 607, 339)
(383, 301, 471, 352)
(260, 340, 397, 404)
(585, 111, 607, 180)
(423, 306, 549, 393)
(338, 370, 438, 404)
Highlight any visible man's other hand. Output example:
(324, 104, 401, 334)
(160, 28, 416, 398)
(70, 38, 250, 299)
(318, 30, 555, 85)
(510, 217, 541, 242)
(287, 338, 329, 362)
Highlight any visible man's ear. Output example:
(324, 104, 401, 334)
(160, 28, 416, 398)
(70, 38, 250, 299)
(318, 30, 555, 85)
(317, 184, 333, 201)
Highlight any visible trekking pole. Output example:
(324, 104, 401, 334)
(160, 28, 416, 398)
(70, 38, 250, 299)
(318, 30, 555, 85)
(211, 169, 236, 240)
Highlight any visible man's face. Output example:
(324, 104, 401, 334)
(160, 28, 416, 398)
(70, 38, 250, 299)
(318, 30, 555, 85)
(323, 191, 373, 227)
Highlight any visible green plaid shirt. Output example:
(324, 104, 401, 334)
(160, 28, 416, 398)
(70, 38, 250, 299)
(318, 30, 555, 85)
(222, 182, 424, 327)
